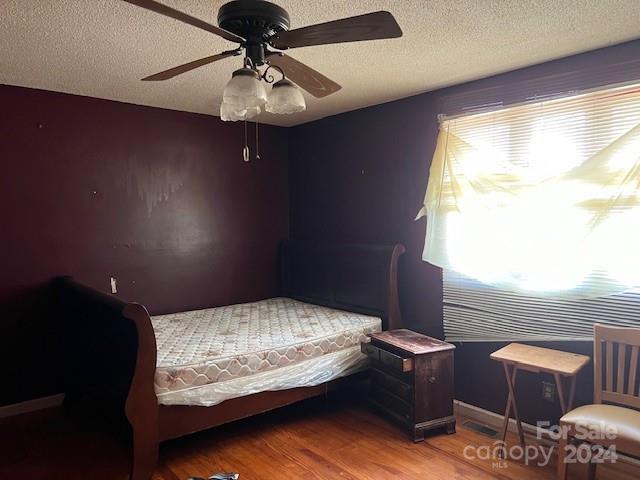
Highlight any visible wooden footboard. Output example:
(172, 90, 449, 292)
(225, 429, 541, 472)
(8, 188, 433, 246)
(56, 277, 159, 480)
(122, 303, 159, 480)
(55, 241, 405, 480)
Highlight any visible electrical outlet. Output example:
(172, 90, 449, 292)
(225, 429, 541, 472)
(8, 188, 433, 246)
(110, 277, 117, 294)
(542, 381, 556, 402)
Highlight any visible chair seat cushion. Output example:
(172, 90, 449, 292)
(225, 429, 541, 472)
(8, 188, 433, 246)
(561, 404, 640, 444)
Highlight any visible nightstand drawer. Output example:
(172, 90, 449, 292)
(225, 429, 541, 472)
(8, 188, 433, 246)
(371, 367, 413, 403)
(361, 342, 414, 373)
(370, 385, 413, 424)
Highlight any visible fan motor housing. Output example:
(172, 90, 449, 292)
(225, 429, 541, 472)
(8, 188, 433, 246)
(218, 0, 290, 65)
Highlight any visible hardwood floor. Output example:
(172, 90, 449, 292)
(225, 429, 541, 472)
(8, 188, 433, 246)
(1, 395, 637, 479)
(154, 397, 636, 480)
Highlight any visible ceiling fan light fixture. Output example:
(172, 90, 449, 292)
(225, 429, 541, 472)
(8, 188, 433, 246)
(222, 67, 267, 109)
(265, 79, 306, 114)
(220, 101, 261, 122)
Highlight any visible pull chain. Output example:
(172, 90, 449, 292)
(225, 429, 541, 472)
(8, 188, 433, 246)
(243, 120, 249, 162)
(255, 121, 260, 161)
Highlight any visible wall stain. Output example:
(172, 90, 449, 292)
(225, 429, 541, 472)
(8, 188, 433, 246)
(120, 153, 196, 216)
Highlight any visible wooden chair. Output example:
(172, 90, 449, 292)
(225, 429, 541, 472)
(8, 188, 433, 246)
(558, 325, 640, 479)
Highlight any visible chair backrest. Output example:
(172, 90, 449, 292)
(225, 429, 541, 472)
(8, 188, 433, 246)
(594, 324, 640, 410)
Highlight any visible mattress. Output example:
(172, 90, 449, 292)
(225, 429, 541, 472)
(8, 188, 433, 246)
(152, 297, 382, 406)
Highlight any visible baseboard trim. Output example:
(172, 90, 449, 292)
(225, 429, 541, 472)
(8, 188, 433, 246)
(454, 400, 555, 445)
(0, 393, 65, 419)
(454, 399, 640, 469)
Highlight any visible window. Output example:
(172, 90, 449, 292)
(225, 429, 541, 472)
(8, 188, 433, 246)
(418, 83, 640, 341)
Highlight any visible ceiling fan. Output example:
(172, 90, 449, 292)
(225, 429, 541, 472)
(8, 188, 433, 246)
(123, 0, 402, 121)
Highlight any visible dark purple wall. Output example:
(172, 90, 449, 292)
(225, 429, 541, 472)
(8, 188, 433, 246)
(290, 39, 640, 425)
(0, 85, 289, 406)
(290, 92, 444, 337)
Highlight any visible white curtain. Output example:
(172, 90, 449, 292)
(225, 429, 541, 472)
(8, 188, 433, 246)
(417, 83, 640, 297)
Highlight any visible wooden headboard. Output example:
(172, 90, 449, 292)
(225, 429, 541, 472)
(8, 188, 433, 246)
(278, 240, 406, 330)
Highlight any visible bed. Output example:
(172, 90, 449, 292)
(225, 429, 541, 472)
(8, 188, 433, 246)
(56, 240, 405, 480)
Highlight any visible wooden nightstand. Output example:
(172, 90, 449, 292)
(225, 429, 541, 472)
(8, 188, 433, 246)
(361, 329, 456, 441)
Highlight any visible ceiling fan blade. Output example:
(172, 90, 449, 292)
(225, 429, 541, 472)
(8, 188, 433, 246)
(266, 52, 341, 98)
(142, 51, 238, 81)
(270, 11, 402, 50)
(122, 0, 244, 43)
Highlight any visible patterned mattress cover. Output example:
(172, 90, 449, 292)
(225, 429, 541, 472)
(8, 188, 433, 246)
(152, 297, 382, 396)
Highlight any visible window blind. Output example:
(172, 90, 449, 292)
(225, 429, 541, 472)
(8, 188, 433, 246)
(443, 270, 640, 342)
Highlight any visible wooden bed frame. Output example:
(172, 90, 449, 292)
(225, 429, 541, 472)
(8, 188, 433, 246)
(56, 240, 405, 480)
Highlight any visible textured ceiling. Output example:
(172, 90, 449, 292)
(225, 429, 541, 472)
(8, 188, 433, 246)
(2, 0, 640, 126)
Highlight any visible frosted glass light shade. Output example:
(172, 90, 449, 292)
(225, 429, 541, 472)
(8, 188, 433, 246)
(222, 68, 267, 109)
(220, 102, 261, 122)
(266, 79, 306, 114)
